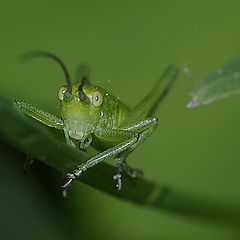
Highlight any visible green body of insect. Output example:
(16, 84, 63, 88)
(15, 52, 178, 196)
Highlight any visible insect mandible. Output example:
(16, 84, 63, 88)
(15, 52, 178, 197)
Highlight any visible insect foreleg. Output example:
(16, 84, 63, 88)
(15, 99, 64, 129)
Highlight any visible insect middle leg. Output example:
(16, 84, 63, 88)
(62, 117, 158, 196)
(114, 117, 158, 190)
(62, 130, 138, 196)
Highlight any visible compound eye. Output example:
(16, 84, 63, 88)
(92, 90, 103, 107)
(58, 86, 67, 101)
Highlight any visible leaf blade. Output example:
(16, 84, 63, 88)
(187, 57, 240, 107)
(0, 95, 240, 228)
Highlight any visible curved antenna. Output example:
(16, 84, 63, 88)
(76, 64, 91, 103)
(75, 63, 91, 82)
(78, 76, 90, 104)
(21, 51, 72, 98)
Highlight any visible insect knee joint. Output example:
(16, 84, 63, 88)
(153, 117, 158, 123)
(134, 133, 140, 141)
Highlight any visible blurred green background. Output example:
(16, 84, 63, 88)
(1, 0, 240, 239)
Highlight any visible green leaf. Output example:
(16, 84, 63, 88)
(187, 57, 240, 107)
(1, 95, 240, 228)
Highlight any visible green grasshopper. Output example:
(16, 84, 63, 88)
(15, 52, 178, 196)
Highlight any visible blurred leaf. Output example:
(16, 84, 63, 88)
(1, 95, 240, 228)
(187, 57, 240, 107)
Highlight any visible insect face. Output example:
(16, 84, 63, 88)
(59, 81, 104, 145)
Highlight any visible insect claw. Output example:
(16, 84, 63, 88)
(113, 173, 121, 180)
(61, 173, 75, 198)
(62, 173, 75, 188)
(62, 188, 69, 199)
(62, 178, 72, 188)
(113, 173, 122, 191)
(128, 168, 143, 178)
(23, 157, 34, 175)
(61, 169, 83, 198)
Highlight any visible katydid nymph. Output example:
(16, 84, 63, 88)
(15, 52, 178, 197)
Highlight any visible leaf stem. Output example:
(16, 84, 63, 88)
(0, 96, 240, 228)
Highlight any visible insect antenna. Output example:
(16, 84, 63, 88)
(75, 63, 91, 82)
(21, 51, 72, 98)
(78, 76, 90, 104)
